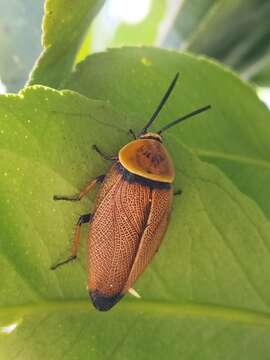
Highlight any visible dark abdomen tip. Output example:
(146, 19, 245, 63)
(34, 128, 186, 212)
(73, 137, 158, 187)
(89, 290, 123, 311)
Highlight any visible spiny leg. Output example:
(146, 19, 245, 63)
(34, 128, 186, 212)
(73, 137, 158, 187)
(92, 144, 117, 161)
(51, 213, 92, 270)
(53, 174, 105, 201)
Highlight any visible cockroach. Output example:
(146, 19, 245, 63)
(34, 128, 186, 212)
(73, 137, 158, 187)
(52, 73, 211, 311)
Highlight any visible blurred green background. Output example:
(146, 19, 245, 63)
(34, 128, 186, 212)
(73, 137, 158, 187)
(0, 0, 270, 107)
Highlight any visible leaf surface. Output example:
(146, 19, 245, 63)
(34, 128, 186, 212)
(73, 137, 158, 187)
(0, 85, 270, 359)
(29, 0, 105, 88)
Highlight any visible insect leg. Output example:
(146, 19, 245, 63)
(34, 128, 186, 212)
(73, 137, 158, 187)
(128, 129, 137, 139)
(53, 174, 105, 201)
(51, 213, 92, 270)
(92, 144, 117, 161)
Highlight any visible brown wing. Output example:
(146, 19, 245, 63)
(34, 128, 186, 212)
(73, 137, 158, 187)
(87, 163, 152, 296)
(123, 186, 173, 292)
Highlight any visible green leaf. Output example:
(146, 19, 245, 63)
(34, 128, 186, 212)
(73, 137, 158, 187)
(251, 60, 270, 87)
(65, 47, 270, 220)
(159, 0, 270, 86)
(1, 86, 270, 359)
(75, 29, 93, 64)
(158, 0, 215, 48)
(28, 0, 105, 88)
(0, 0, 43, 92)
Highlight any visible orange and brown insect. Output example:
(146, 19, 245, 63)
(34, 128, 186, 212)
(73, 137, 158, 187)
(52, 73, 211, 311)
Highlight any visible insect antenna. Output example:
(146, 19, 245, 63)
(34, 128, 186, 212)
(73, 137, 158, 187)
(139, 72, 180, 136)
(158, 105, 211, 134)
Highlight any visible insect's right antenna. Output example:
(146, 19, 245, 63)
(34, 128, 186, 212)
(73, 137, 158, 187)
(158, 105, 211, 134)
(139, 72, 179, 136)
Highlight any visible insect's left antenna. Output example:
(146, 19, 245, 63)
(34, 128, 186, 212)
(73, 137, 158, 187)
(139, 72, 179, 136)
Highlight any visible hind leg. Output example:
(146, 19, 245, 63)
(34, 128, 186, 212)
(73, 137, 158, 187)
(51, 213, 92, 270)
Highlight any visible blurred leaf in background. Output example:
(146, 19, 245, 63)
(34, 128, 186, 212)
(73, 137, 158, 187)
(1, 0, 270, 93)
(29, 0, 106, 88)
(253, 61, 270, 87)
(0, 0, 43, 92)
(158, 0, 270, 87)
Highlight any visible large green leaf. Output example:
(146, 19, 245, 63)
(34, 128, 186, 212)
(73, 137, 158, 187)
(1, 86, 270, 359)
(0, 0, 43, 92)
(159, 0, 270, 86)
(65, 47, 270, 220)
(28, 0, 105, 88)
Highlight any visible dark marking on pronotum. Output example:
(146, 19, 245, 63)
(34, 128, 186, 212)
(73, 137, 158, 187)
(116, 162, 171, 189)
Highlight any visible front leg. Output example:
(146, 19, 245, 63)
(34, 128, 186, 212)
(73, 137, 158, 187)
(92, 144, 117, 161)
(128, 129, 137, 139)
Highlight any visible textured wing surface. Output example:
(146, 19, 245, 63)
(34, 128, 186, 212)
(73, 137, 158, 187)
(88, 164, 152, 296)
(124, 187, 173, 292)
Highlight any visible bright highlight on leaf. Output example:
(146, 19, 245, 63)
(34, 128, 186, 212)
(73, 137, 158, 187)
(0, 79, 6, 94)
(109, 0, 152, 24)
(0, 320, 22, 335)
(257, 87, 270, 109)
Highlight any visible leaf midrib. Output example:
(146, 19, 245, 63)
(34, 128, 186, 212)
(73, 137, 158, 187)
(1, 300, 270, 327)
